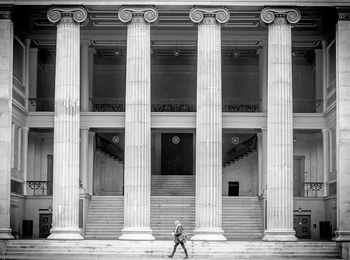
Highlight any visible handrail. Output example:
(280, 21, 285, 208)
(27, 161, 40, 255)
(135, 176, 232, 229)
(27, 181, 52, 196)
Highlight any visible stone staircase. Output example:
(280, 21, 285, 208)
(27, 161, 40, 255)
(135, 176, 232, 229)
(151, 196, 195, 239)
(84, 195, 263, 241)
(151, 175, 195, 196)
(223, 196, 263, 240)
(85, 196, 124, 239)
(3, 240, 341, 259)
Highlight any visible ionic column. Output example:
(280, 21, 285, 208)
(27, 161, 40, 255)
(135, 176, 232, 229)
(118, 6, 158, 240)
(335, 9, 350, 242)
(260, 7, 300, 241)
(190, 7, 229, 241)
(47, 6, 87, 240)
(0, 10, 14, 240)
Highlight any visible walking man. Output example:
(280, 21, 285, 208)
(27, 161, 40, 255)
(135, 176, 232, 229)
(168, 220, 189, 259)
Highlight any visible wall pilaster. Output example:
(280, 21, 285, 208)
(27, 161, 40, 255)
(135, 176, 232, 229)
(335, 8, 350, 242)
(0, 10, 14, 240)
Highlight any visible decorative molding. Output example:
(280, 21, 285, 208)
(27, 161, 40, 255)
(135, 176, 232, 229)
(337, 8, 350, 21)
(189, 7, 230, 24)
(118, 6, 158, 24)
(0, 10, 11, 20)
(47, 6, 88, 24)
(260, 7, 301, 25)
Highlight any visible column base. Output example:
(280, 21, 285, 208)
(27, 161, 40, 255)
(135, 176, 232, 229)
(0, 228, 14, 239)
(119, 228, 155, 240)
(48, 228, 83, 240)
(335, 230, 350, 242)
(263, 229, 297, 241)
(191, 228, 227, 241)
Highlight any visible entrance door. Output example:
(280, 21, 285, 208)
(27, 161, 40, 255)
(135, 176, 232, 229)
(293, 156, 305, 197)
(294, 215, 311, 239)
(39, 214, 52, 238)
(228, 182, 239, 196)
(161, 133, 193, 175)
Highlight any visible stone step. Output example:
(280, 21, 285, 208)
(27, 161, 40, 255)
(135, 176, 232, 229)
(5, 240, 340, 259)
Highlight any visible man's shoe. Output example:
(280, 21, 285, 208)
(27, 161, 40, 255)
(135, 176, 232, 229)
(184, 256, 189, 259)
(168, 255, 173, 258)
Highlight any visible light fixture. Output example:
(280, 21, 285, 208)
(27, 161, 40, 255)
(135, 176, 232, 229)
(115, 49, 120, 55)
(292, 50, 297, 57)
(174, 49, 180, 57)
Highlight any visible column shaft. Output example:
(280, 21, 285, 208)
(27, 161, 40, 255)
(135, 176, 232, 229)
(80, 40, 89, 112)
(118, 7, 158, 240)
(22, 127, 29, 196)
(80, 129, 89, 193)
(261, 8, 300, 241)
(335, 13, 350, 241)
(190, 7, 229, 241)
(47, 7, 87, 239)
(0, 12, 14, 239)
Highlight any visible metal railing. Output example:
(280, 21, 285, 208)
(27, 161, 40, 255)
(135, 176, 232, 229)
(27, 181, 52, 196)
(303, 182, 324, 198)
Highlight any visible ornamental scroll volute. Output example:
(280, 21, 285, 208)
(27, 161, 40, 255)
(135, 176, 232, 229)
(118, 6, 158, 24)
(189, 7, 230, 24)
(47, 6, 88, 24)
(260, 7, 301, 25)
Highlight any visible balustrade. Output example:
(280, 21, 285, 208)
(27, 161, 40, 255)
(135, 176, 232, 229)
(26, 181, 53, 196)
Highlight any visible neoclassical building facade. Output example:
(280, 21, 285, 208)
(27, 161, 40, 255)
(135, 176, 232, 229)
(0, 0, 350, 245)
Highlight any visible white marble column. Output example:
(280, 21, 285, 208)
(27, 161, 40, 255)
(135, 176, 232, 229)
(22, 127, 29, 196)
(47, 6, 87, 240)
(322, 129, 328, 197)
(80, 128, 89, 193)
(190, 7, 229, 241)
(88, 48, 95, 109)
(258, 41, 268, 112)
(335, 10, 350, 242)
(261, 7, 300, 241)
(28, 48, 38, 111)
(0, 10, 14, 240)
(80, 39, 90, 112)
(118, 6, 158, 240)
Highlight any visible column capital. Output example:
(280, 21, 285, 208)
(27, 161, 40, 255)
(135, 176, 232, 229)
(47, 6, 88, 24)
(118, 6, 158, 24)
(337, 8, 350, 21)
(189, 7, 229, 25)
(260, 7, 300, 26)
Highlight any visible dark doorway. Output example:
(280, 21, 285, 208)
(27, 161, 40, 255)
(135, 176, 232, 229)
(161, 133, 193, 175)
(39, 214, 52, 238)
(228, 182, 239, 196)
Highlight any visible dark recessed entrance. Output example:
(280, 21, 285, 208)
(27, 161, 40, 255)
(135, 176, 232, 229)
(228, 181, 239, 196)
(161, 133, 193, 175)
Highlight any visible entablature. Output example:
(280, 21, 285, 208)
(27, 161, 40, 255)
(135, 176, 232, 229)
(25, 112, 326, 129)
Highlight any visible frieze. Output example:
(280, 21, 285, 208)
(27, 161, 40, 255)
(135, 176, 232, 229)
(337, 9, 350, 21)
(260, 7, 301, 25)
(189, 7, 230, 25)
(118, 6, 158, 24)
(47, 6, 88, 24)
(0, 10, 11, 20)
